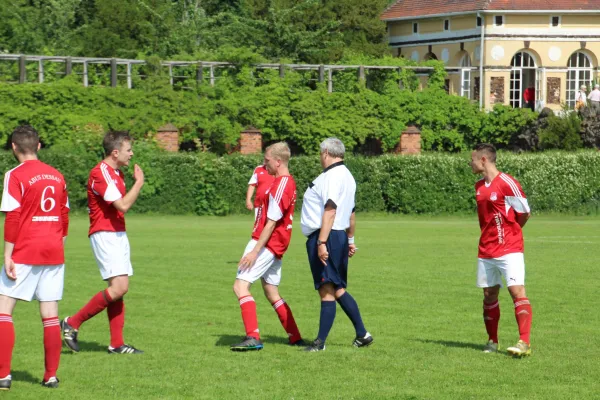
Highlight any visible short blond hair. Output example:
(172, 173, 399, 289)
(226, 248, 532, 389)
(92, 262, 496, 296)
(266, 142, 291, 164)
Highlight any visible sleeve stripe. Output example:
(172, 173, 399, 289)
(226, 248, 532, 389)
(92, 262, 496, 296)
(274, 177, 288, 204)
(100, 164, 114, 187)
(500, 174, 523, 198)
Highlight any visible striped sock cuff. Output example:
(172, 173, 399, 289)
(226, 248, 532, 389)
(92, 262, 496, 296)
(513, 298, 530, 308)
(239, 296, 255, 306)
(42, 317, 60, 328)
(0, 314, 13, 324)
(483, 301, 499, 310)
(272, 299, 286, 310)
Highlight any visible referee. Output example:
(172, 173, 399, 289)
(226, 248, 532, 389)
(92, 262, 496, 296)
(300, 138, 373, 352)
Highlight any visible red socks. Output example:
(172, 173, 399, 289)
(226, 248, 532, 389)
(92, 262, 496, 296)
(272, 299, 302, 343)
(239, 296, 260, 340)
(483, 300, 500, 343)
(514, 297, 532, 344)
(107, 299, 125, 348)
(0, 314, 14, 378)
(42, 317, 61, 381)
(70, 289, 113, 329)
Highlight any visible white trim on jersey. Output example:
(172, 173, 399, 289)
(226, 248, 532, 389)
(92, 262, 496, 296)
(500, 174, 530, 214)
(100, 163, 123, 203)
(248, 167, 259, 185)
(267, 177, 288, 222)
(0, 166, 23, 212)
(274, 176, 288, 204)
(500, 174, 523, 198)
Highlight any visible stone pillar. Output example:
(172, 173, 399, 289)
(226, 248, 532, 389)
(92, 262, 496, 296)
(395, 125, 421, 154)
(156, 123, 179, 152)
(239, 127, 262, 155)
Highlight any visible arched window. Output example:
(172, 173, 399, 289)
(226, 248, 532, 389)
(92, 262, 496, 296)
(424, 52, 438, 61)
(566, 51, 593, 109)
(510, 51, 538, 109)
(460, 54, 472, 99)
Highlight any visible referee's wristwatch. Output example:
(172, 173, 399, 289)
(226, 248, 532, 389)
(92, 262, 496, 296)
(317, 239, 327, 246)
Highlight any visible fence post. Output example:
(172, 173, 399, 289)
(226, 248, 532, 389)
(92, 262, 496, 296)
(110, 58, 117, 87)
(328, 68, 333, 93)
(319, 65, 325, 83)
(19, 55, 26, 84)
(358, 65, 365, 82)
(209, 65, 215, 87)
(196, 62, 203, 85)
(398, 67, 403, 89)
(83, 61, 89, 87)
(38, 59, 44, 83)
(279, 63, 285, 78)
(127, 63, 132, 89)
(65, 57, 72, 76)
(168, 64, 173, 86)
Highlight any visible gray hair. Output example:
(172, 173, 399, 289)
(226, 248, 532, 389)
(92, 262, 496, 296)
(320, 138, 346, 158)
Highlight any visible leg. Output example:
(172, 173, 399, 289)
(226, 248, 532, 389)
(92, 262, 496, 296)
(0, 295, 17, 381)
(261, 280, 302, 344)
(39, 301, 61, 384)
(482, 285, 501, 347)
(233, 278, 259, 339)
(507, 285, 532, 345)
(316, 283, 337, 343)
(335, 287, 369, 343)
(107, 275, 128, 350)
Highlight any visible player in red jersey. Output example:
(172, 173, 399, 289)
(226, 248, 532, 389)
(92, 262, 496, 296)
(0, 126, 69, 390)
(61, 131, 145, 355)
(470, 143, 533, 357)
(231, 142, 304, 351)
(246, 164, 275, 220)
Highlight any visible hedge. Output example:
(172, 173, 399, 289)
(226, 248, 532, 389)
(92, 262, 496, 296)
(0, 149, 599, 215)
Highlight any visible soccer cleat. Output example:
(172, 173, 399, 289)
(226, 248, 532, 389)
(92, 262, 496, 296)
(41, 377, 59, 388)
(304, 338, 326, 352)
(230, 336, 264, 352)
(60, 317, 80, 353)
(482, 340, 498, 353)
(0, 375, 11, 391)
(289, 339, 307, 347)
(108, 344, 144, 354)
(353, 332, 374, 348)
(506, 340, 531, 357)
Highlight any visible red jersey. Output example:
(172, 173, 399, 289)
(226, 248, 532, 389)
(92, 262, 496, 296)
(476, 172, 530, 258)
(248, 165, 275, 208)
(252, 175, 296, 258)
(0, 160, 69, 265)
(88, 161, 126, 236)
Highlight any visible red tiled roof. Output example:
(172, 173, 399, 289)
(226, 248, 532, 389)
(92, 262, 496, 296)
(381, 0, 600, 21)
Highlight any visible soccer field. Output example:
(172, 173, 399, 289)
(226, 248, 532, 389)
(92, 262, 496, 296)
(4, 214, 600, 399)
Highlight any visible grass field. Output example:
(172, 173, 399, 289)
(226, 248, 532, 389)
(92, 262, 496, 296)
(3, 213, 600, 399)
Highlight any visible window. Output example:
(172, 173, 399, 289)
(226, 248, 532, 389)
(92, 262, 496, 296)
(477, 16, 482, 27)
(510, 51, 538, 109)
(460, 54, 472, 99)
(551, 16, 561, 27)
(566, 51, 593, 109)
(413, 22, 419, 34)
(444, 19, 450, 31)
(495, 15, 504, 27)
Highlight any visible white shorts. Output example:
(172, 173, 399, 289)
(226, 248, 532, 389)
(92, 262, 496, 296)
(477, 253, 525, 288)
(236, 240, 282, 286)
(90, 231, 133, 281)
(0, 264, 64, 302)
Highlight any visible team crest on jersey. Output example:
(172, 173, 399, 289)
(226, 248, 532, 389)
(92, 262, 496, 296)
(476, 190, 481, 196)
(490, 192, 497, 201)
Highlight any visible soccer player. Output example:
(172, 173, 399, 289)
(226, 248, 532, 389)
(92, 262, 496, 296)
(246, 163, 275, 220)
(232, 142, 304, 351)
(0, 125, 69, 390)
(300, 138, 372, 352)
(61, 131, 144, 355)
(470, 143, 533, 356)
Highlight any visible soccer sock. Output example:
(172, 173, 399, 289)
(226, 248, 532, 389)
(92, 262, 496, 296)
(0, 314, 14, 378)
(317, 301, 337, 342)
(42, 317, 61, 381)
(483, 300, 500, 343)
(513, 297, 532, 344)
(336, 292, 367, 337)
(69, 289, 113, 329)
(107, 299, 125, 348)
(271, 299, 302, 343)
(239, 296, 260, 340)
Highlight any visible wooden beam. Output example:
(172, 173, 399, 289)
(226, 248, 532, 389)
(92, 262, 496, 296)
(111, 58, 118, 87)
(19, 55, 26, 83)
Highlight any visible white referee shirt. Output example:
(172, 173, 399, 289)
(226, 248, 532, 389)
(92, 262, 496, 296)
(589, 89, 600, 102)
(300, 162, 356, 237)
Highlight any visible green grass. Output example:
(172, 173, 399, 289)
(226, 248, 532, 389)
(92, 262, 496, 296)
(4, 214, 600, 399)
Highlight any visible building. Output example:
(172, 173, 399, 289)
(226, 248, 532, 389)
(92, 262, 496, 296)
(381, 0, 600, 111)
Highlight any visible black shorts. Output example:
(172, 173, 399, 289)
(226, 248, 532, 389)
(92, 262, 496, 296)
(306, 230, 349, 290)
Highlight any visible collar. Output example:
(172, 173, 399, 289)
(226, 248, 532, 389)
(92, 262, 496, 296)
(323, 161, 344, 173)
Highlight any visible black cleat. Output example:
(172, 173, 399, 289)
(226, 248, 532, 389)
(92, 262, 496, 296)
(353, 332, 374, 348)
(60, 317, 79, 353)
(0, 375, 11, 391)
(41, 377, 59, 388)
(304, 338, 326, 352)
(108, 344, 144, 354)
(230, 336, 264, 352)
(289, 339, 307, 347)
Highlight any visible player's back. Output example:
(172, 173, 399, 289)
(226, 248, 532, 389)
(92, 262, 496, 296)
(87, 161, 126, 236)
(1, 160, 68, 264)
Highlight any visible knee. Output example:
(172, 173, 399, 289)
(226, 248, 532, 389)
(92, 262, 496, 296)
(508, 286, 526, 300)
(483, 288, 499, 303)
(114, 284, 128, 299)
(334, 288, 346, 300)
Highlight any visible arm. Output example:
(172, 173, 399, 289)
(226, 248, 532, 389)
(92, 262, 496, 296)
(347, 211, 356, 257)
(112, 165, 144, 214)
(238, 218, 277, 270)
(515, 212, 530, 229)
(317, 203, 337, 265)
(246, 185, 255, 211)
(3, 241, 16, 280)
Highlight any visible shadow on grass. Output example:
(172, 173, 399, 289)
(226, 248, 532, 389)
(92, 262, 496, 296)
(61, 340, 107, 354)
(414, 338, 483, 351)
(11, 370, 38, 385)
(214, 334, 290, 347)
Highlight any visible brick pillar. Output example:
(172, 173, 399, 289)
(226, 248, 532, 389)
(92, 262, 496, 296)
(394, 125, 421, 154)
(156, 123, 179, 152)
(239, 127, 262, 155)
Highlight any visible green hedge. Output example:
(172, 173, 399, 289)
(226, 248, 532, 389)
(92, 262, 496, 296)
(0, 150, 599, 215)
